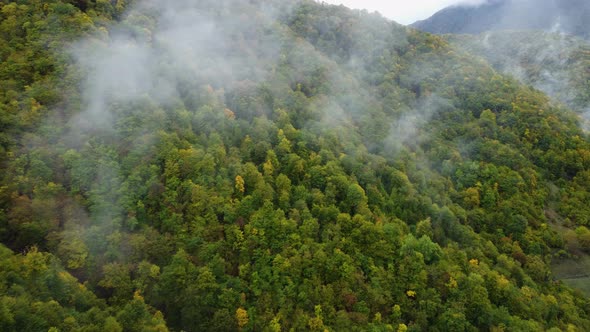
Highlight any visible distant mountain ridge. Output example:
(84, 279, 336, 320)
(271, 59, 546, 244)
(412, 0, 590, 39)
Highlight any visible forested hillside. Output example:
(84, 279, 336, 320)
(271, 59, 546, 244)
(1, 0, 590, 331)
(447, 31, 590, 115)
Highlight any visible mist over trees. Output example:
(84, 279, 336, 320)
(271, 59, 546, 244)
(1, 0, 590, 331)
(448, 32, 590, 119)
(412, 0, 590, 39)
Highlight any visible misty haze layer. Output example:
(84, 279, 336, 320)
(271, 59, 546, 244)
(71, 0, 445, 157)
(72, 0, 289, 132)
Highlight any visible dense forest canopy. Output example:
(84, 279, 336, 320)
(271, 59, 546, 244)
(1, 0, 590, 331)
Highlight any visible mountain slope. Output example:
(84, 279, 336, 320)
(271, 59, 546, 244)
(1, 0, 590, 331)
(412, 0, 590, 39)
(447, 31, 590, 114)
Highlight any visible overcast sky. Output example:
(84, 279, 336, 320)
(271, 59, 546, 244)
(320, 0, 487, 25)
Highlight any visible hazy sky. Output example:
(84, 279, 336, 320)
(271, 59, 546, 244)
(321, 0, 487, 24)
